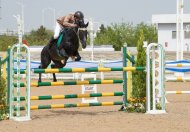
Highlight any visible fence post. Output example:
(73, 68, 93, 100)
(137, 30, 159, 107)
(122, 44, 128, 108)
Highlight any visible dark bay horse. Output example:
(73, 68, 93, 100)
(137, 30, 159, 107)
(38, 22, 89, 82)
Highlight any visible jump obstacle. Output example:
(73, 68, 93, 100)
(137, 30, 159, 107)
(5, 42, 165, 121)
(0, 43, 166, 121)
(165, 60, 190, 97)
(0, 16, 166, 121)
(8, 46, 130, 121)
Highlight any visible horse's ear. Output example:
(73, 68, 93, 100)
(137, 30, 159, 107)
(85, 22, 89, 27)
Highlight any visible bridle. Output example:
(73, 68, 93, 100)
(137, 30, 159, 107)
(73, 27, 88, 45)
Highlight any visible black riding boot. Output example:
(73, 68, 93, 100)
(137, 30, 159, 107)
(59, 48, 68, 58)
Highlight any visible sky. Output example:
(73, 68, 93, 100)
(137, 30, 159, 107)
(0, 0, 190, 32)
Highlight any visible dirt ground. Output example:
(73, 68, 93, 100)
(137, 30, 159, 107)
(1, 82, 190, 132)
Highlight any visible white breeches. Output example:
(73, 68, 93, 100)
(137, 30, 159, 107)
(54, 22, 62, 39)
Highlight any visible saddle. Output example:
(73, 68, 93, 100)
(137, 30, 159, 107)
(48, 29, 69, 60)
(56, 29, 67, 48)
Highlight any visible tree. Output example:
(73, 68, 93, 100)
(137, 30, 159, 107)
(0, 77, 7, 120)
(94, 22, 157, 51)
(0, 35, 17, 51)
(132, 29, 146, 99)
(24, 25, 53, 46)
(0, 22, 158, 50)
(94, 23, 135, 50)
(125, 29, 147, 112)
(134, 22, 157, 45)
(99, 24, 105, 33)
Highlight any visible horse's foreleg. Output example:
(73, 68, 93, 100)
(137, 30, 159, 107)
(51, 64, 57, 82)
(38, 64, 49, 83)
(51, 58, 68, 82)
(74, 52, 81, 61)
(38, 65, 42, 83)
(39, 46, 51, 83)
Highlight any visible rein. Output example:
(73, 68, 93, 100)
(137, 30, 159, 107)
(73, 27, 87, 45)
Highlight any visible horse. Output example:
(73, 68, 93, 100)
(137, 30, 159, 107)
(38, 22, 89, 82)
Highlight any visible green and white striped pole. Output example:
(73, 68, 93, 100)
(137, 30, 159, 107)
(7, 48, 11, 106)
(122, 44, 128, 109)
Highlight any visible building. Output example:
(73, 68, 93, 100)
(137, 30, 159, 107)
(152, 14, 190, 51)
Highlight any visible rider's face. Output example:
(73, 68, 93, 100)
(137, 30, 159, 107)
(74, 17, 80, 21)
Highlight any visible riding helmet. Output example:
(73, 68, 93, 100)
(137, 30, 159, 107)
(74, 11, 84, 19)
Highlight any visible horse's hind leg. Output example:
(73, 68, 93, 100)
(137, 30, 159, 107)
(38, 47, 51, 82)
(51, 64, 57, 82)
(38, 65, 43, 83)
(51, 58, 68, 82)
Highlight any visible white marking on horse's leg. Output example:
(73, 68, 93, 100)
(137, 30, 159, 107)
(61, 59, 65, 64)
(71, 56, 75, 61)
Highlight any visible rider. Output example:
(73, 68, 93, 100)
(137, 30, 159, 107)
(48, 11, 84, 58)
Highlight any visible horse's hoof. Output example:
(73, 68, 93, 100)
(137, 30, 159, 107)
(75, 56, 81, 61)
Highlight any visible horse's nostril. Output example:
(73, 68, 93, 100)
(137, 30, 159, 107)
(82, 44, 86, 49)
(80, 40, 87, 49)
